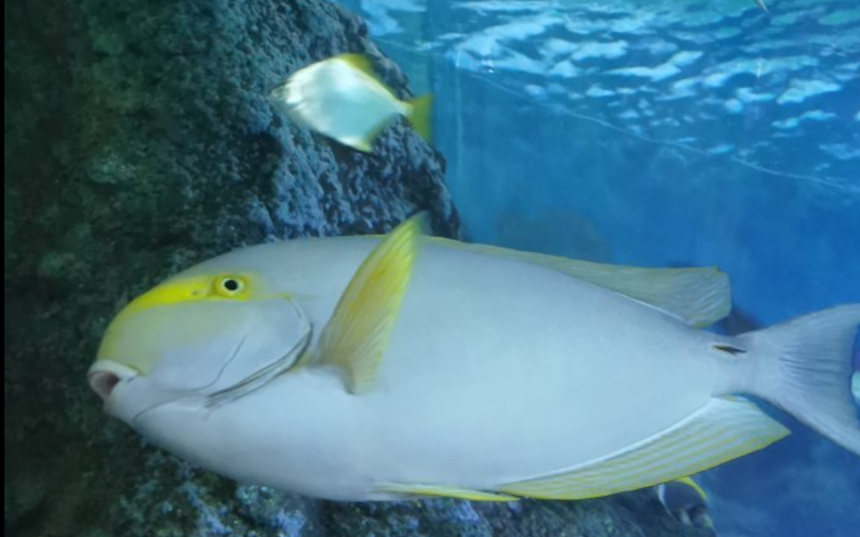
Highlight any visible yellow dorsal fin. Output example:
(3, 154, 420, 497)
(377, 483, 518, 502)
(498, 397, 788, 500)
(335, 53, 377, 77)
(316, 214, 427, 394)
(427, 238, 731, 328)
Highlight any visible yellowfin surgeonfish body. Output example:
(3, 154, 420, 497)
(269, 54, 433, 152)
(89, 215, 860, 502)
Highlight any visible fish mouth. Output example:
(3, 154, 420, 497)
(87, 360, 139, 402)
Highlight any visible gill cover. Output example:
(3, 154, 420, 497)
(95, 274, 311, 398)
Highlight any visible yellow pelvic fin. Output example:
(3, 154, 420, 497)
(335, 53, 376, 77)
(316, 213, 428, 394)
(377, 483, 518, 502)
(498, 397, 789, 500)
(406, 95, 434, 143)
(427, 238, 730, 328)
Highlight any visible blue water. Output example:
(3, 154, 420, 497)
(340, 1, 859, 536)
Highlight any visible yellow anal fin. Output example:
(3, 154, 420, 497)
(353, 115, 398, 153)
(377, 483, 518, 502)
(316, 213, 427, 394)
(499, 397, 789, 500)
(427, 237, 730, 328)
(344, 135, 375, 154)
(354, 140, 373, 153)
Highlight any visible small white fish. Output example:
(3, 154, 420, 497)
(269, 54, 433, 152)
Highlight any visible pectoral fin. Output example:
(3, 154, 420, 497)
(316, 214, 427, 394)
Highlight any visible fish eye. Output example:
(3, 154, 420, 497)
(215, 276, 247, 298)
(223, 279, 240, 292)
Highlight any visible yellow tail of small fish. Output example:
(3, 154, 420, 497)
(406, 95, 434, 144)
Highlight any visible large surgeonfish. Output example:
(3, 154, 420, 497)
(89, 214, 860, 502)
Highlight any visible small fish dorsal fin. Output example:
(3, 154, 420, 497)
(428, 238, 731, 328)
(316, 214, 427, 394)
(335, 53, 377, 77)
(498, 397, 788, 500)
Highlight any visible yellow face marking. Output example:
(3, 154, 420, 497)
(96, 272, 292, 371)
(123, 274, 256, 317)
(95, 274, 254, 366)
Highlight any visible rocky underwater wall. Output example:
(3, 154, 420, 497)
(5, 0, 707, 536)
